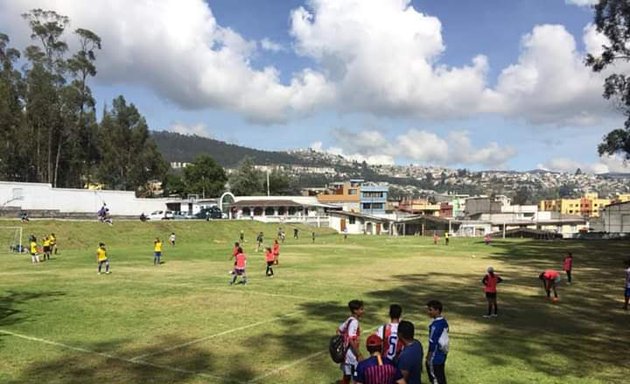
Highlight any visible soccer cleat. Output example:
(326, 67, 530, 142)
(482, 315, 491, 318)
(491, 314, 498, 318)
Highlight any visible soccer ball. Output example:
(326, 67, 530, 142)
(228, 270, 234, 275)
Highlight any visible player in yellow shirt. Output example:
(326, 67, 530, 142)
(153, 237, 163, 265)
(42, 235, 51, 261)
(29, 236, 39, 264)
(96, 242, 111, 274)
(49, 233, 58, 255)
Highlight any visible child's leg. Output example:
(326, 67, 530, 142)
(493, 297, 499, 315)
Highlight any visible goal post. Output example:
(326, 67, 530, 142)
(0, 226, 23, 254)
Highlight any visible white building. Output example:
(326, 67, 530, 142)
(0, 181, 170, 217)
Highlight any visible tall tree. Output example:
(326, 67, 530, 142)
(586, 0, 630, 159)
(0, 33, 26, 180)
(96, 96, 168, 193)
(182, 155, 227, 198)
(22, 9, 69, 185)
(59, 28, 101, 187)
(228, 157, 264, 196)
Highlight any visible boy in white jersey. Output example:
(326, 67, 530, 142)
(337, 299, 364, 384)
(375, 304, 403, 361)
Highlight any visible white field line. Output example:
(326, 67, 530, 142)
(246, 350, 326, 383)
(130, 311, 301, 361)
(0, 329, 233, 383)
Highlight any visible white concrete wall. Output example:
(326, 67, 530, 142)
(0, 181, 169, 215)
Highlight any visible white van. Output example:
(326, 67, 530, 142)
(148, 210, 174, 220)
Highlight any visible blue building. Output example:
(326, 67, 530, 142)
(360, 183, 388, 215)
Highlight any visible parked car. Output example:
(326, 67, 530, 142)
(148, 210, 174, 220)
(173, 211, 193, 220)
(195, 206, 223, 220)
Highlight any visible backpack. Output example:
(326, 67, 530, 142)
(329, 334, 345, 363)
(329, 318, 355, 363)
(438, 329, 449, 353)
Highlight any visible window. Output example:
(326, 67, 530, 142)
(349, 216, 356, 224)
(349, 189, 358, 195)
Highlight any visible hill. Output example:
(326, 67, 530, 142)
(151, 131, 307, 167)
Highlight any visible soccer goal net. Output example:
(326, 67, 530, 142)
(0, 226, 23, 255)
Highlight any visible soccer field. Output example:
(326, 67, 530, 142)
(0, 220, 628, 384)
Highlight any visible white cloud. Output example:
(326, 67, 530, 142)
(290, 0, 489, 118)
(167, 123, 212, 138)
(260, 38, 285, 53)
(0, 0, 617, 128)
(314, 127, 516, 167)
(0, 0, 333, 124)
(539, 155, 630, 174)
(565, 0, 598, 7)
(486, 24, 610, 125)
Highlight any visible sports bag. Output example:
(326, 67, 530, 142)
(329, 318, 355, 363)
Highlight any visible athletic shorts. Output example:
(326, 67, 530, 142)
(154, 252, 162, 257)
(340, 363, 356, 376)
(266, 261, 274, 267)
(43, 246, 50, 253)
(625, 287, 630, 297)
(234, 268, 245, 276)
(485, 292, 497, 299)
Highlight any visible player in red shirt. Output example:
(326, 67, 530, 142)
(482, 266, 503, 318)
(272, 239, 280, 265)
(563, 252, 573, 284)
(229, 247, 247, 285)
(264, 246, 275, 277)
(539, 269, 560, 301)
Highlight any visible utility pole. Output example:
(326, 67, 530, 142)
(267, 169, 270, 196)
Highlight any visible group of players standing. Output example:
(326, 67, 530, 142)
(28, 233, 57, 264)
(336, 301, 449, 384)
(229, 229, 285, 285)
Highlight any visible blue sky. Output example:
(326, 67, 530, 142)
(1, 0, 626, 173)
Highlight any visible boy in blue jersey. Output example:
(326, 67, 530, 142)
(426, 300, 448, 384)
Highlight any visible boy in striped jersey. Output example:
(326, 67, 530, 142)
(353, 334, 404, 384)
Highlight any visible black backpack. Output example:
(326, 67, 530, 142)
(329, 318, 355, 363)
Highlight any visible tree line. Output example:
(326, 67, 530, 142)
(0, 9, 166, 194)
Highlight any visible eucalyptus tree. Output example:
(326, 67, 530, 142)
(586, 0, 630, 159)
(0, 33, 26, 180)
(96, 96, 168, 194)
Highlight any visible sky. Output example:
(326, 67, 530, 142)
(0, 0, 628, 173)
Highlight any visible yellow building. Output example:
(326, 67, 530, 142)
(538, 193, 610, 217)
(612, 193, 630, 204)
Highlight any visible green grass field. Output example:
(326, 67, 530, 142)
(0, 220, 628, 383)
